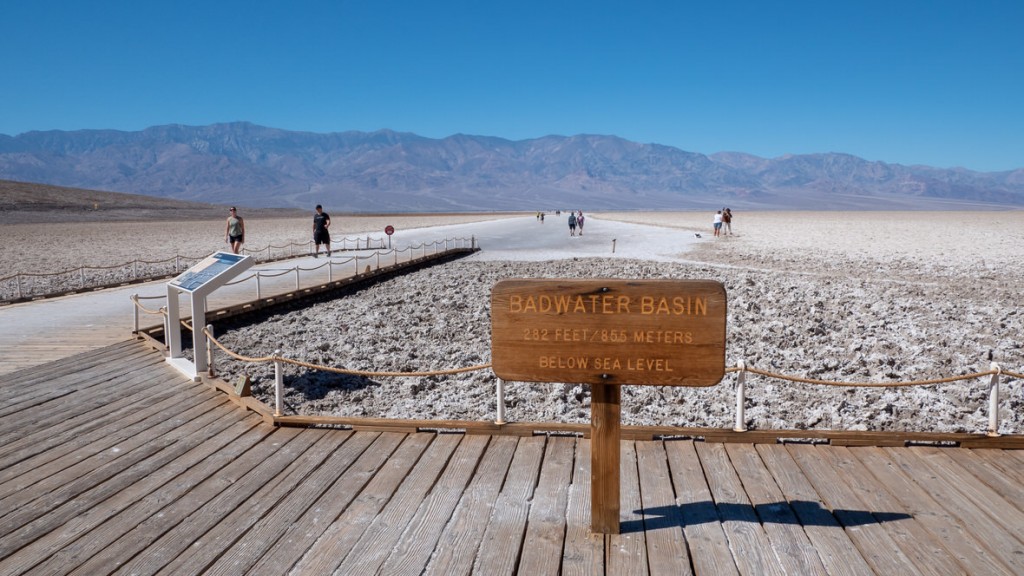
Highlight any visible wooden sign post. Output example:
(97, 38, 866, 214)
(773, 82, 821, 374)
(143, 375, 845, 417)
(492, 279, 727, 534)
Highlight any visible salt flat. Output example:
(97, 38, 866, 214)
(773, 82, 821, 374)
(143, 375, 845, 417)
(1, 210, 1021, 434)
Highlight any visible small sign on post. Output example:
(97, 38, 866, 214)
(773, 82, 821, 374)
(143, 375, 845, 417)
(385, 225, 395, 249)
(491, 278, 727, 534)
(166, 251, 253, 381)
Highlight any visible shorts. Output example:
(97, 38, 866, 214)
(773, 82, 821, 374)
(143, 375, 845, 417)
(713, 223, 722, 231)
(230, 234, 244, 244)
(314, 230, 331, 245)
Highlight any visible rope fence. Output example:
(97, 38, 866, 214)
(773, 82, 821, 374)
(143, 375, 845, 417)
(190, 322, 1022, 435)
(128, 236, 474, 331)
(1, 234, 396, 302)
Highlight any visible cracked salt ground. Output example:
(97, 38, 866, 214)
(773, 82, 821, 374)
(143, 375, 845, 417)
(210, 255, 1023, 434)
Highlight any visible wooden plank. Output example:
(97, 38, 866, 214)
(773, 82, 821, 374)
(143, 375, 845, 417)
(192, 430, 374, 575)
(0, 394, 237, 552)
(0, 339, 141, 382)
(724, 443, 827, 574)
(968, 448, 1024, 486)
(422, 435, 518, 576)
(0, 340, 143, 397)
(21, 417, 274, 575)
(0, 390, 225, 530)
(332, 433, 465, 574)
(819, 446, 966, 575)
(664, 440, 739, 576)
(0, 344, 164, 426)
(516, 436, 575, 575)
(696, 441, 786, 576)
(0, 367, 190, 465)
(0, 380, 179, 467)
(379, 434, 492, 575)
(0, 378, 213, 488)
(471, 435, 546, 575)
(562, 437, 603, 576)
(156, 429, 349, 574)
(287, 433, 436, 574)
(786, 444, 924, 575)
(67, 426, 307, 575)
(242, 432, 407, 575)
(849, 446, 1017, 575)
(0, 412, 262, 576)
(755, 444, 874, 576)
(0, 336, 146, 381)
(942, 448, 1024, 516)
(607, 440, 648, 573)
(635, 440, 690, 576)
(894, 447, 1024, 551)
(188, 428, 376, 569)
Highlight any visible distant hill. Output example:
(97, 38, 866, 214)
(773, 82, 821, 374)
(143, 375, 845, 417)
(0, 179, 304, 224)
(1, 122, 1022, 211)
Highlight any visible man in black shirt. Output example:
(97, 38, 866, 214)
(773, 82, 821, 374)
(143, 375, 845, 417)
(313, 204, 331, 257)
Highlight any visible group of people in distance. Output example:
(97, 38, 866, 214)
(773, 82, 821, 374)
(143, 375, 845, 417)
(713, 207, 734, 237)
(223, 204, 333, 256)
(568, 210, 585, 236)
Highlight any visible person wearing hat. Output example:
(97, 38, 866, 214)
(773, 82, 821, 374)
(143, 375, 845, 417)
(312, 204, 331, 257)
(225, 207, 245, 254)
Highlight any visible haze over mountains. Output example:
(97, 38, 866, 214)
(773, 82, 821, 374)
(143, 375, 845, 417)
(1, 122, 1022, 211)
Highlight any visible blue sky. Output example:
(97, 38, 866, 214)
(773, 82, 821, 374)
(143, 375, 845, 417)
(2, 0, 1021, 172)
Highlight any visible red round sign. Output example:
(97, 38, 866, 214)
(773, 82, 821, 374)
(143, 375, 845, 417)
(385, 225, 395, 235)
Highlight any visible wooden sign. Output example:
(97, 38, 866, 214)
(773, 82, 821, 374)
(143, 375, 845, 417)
(491, 279, 727, 387)
(491, 278, 727, 534)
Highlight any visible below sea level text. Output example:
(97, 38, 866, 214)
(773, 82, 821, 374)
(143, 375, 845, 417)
(539, 356, 674, 372)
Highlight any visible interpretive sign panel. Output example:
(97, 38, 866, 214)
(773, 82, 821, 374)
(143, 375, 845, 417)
(491, 279, 727, 387)
(166, 251, 253, 381)
(170, 252, 249, 293)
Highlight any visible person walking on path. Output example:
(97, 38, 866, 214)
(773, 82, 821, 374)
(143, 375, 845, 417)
(713, 210, 723, 237)
(225, 207, 245, 254)
(577, 211, 585, 235)
(568, 212, 577, 236)
(723, 208, 733, 236)
(313, 204, 332, 257)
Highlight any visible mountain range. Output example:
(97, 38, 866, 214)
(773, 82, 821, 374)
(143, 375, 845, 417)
(1, 122, 1022, 211)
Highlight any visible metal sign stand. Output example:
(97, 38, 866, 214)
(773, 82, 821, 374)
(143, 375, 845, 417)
(165, 251, 253, 381)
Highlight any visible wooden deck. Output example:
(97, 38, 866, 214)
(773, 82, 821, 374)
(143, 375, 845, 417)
(2, 341, 1023, 575)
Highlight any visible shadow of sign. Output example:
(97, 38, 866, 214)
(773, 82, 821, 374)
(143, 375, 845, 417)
(622, 501, 912, 534)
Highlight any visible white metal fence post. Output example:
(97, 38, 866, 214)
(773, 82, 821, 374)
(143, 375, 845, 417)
(988, 362, 1001, 437)
(274, 351, 284, 416)
(131, 294, 139, 334)
(495, 378, 506, 425)
(206, 324, 215, 377)
(294, 267, 300, 290)
(734, 360, 747, 432)
(161, 306, 170, 351)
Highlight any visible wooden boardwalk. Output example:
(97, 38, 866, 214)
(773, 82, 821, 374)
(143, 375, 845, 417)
(0, 246, 475, 376)
(1, 341, 1023, 574)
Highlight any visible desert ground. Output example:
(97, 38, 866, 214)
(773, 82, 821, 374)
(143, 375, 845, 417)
(2, 210, 1021, 434)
